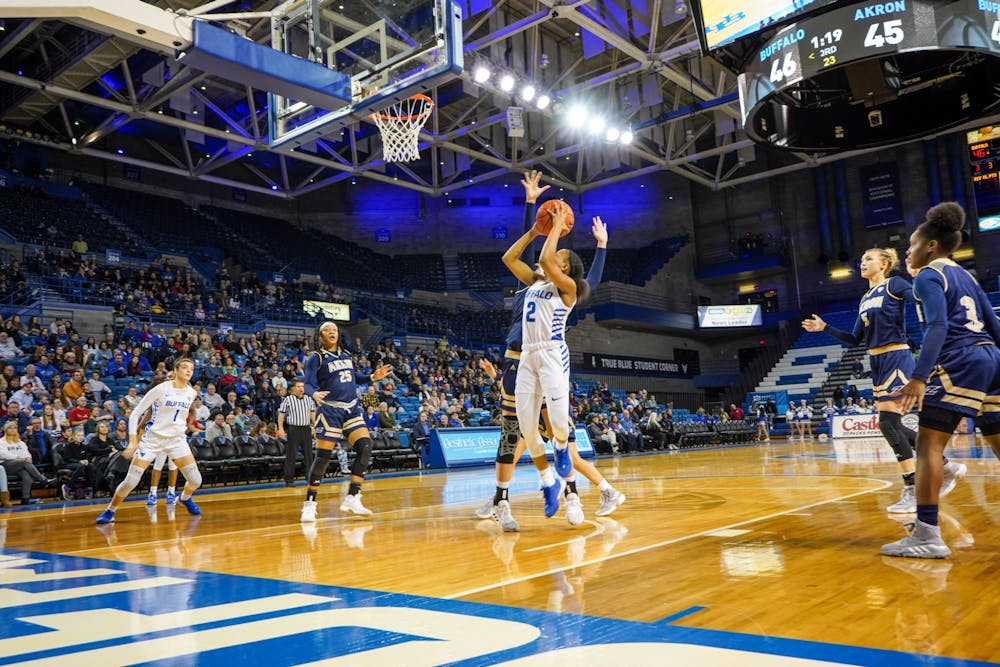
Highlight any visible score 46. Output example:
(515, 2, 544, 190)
(768, 52, 799, 84)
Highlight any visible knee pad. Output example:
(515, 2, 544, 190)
(180, 462, 202, 489)
(351, 438, 373, 477)
(309, 448, 333, 486)
(120, 462, 146, 494)
(498, 417, 520, 464)
(878, 412, 914, 462)
(919, 406, 964, 435)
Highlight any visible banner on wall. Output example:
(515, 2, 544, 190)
(581, 352, 696, 377)
(428, 427, 594, 468)
(747, 390, 788, 416)
(860, 162, 905, 228)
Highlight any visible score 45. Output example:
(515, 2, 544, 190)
(863, 19, 904, 48)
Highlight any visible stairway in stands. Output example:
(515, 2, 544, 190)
(442, 255, 463, 292)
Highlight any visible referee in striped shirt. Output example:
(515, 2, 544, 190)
(277, 380, 317, 487)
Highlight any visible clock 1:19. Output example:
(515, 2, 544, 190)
(810, 28, 843, 48)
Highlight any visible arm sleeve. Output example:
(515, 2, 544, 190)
(586, 247, 606, 293)
(823, 316, 865, 346)
(303, 353, 319, 396)
(355, 373, 372, 385)
(522, 202, 538, 265)
(911, 271, 948, 382)
(887, 276, 914, 302)
(978, 290, 1000, 346)
(127, 384, 163, 437)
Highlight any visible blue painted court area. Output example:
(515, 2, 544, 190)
(0, 550, 993, 666)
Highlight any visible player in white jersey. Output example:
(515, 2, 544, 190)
(503, 200, 589, 481)
(96, 357, 202, 524)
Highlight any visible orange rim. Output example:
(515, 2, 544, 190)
(369, 93, 435, 122)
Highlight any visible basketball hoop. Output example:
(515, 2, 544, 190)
(369, 93, 434, 163)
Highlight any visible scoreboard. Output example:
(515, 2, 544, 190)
(969, 127, 1000, 232)
(716, 0, 1000, 152)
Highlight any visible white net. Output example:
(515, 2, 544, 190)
(370, 94, 434, 162)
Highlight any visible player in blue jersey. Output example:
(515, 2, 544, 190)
(299, 321, 392, 522)
(881, 203, 1000, 558)
(803, 247, 966, 512)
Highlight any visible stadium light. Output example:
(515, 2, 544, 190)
(605, 127, 620, 142)
(520, 85, 535, 102)
(566, 105, 587, 129)
(619, 130, 634, 145)
(536, 94, 551, 110)
(473, 65, 491, 83)
(587, 115, 605, 134)
(499, 74, 515, 92)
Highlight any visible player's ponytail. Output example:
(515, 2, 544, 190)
(917, 202, 966, 254)
(565, 250, 590, 303)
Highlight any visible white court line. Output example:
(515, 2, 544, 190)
(443, 478, 892, 600)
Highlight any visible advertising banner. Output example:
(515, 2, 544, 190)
(428, 427, 594, 468)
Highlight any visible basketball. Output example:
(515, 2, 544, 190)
(534, 199, 575, 237)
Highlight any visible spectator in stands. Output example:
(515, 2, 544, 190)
(85, 421, 118, 492)
(692, 408, 708, 424)
(122, 386, 141, 410)
(35, 354, 57, 384)
(56, 428, 90, 499)
(24, 416, 56, 469)
(127, 348, 152, 376)
(642, 411, 667, 449)
(847, 384, 859, 403)
(380, 383, 400, 410)
(68, 397, 90, 428)
(844, 397, 859, 414)
(61, 351, 80, 374)
(19, 365, 46, 398)
(411, 411, 432, 453)
(242, 404, 262, 435)
(0, 332, 23, 360)
(39, 404, 61, 436)
(377, 402, 398, 433)
(111, 418, 129, 446)
(588, 413, 616, 454)
(105, 352, 127, 378)
(220, 390, 239, 416)
(8, 384, 35, 417)
(619, 409, 641, 452)
(50, 386, 70, 418)
(205, 411, 232, 442)
(71, 235, 88, 255)
(360, 385, 380, 412)
(202, 382, 224, 411)
(0, 421, 54, 504)
(4, 401, 30, 434)
(87, 371, 110, 404)
(608, 413, 633, 453)
(436, 414, 451, 429)
(363, 405, 380, 434)
(225, 412, 244, 438)
(833, 386, 844, 408)
(87, 342, 112, 372)
(729, 403, 745, 421)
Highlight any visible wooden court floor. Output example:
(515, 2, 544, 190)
(2, 437, 999, 665)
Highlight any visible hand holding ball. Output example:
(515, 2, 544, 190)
(534, 200, 574, 237)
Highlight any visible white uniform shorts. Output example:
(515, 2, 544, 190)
(134, 432, 192, 467)
(516, 341, 570, 400)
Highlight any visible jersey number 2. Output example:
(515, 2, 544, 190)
(525, 301, 537, 322)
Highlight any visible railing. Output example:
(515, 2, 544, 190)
(586, 282, 697, 315)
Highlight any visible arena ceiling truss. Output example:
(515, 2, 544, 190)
(0, 0, 986, 199)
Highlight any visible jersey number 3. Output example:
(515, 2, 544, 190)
(960, 296, 985, 333)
